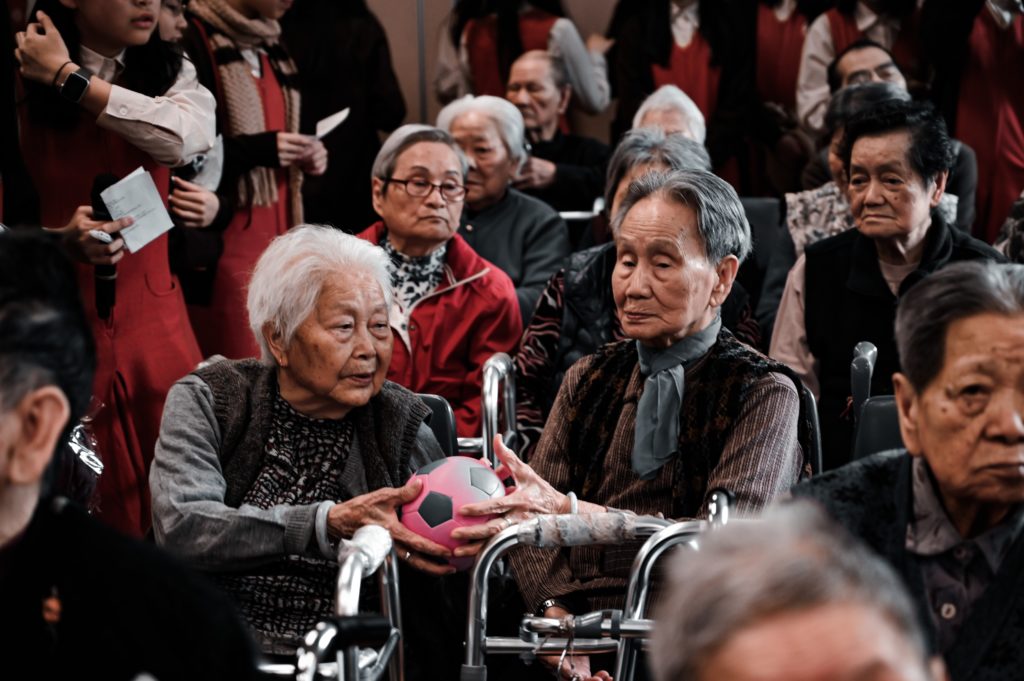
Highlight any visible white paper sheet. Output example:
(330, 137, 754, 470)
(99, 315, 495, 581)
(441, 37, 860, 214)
(99, 167, 174, 254)
(316, 107, 351, 139)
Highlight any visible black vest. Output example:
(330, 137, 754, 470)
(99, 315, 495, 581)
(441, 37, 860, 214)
(564, 330, 812, 518)
(804, 217, 1002, 469)
(793, 451, 1024, 681)
(193, 359, 429, 507)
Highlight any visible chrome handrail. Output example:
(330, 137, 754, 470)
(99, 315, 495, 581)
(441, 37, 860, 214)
(481, 353, 517, 468)
(276, 525, 400, 681)
(460, 513, 670, 681)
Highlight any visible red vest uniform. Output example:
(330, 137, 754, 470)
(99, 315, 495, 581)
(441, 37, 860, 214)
(825, 8, 922, 81)
(463, 9, 558, 96)
(955, 9, 1024, 242)
(756, 3, 806, 111)
(187, 53, 291, 360)
(19, 101, 203, 538)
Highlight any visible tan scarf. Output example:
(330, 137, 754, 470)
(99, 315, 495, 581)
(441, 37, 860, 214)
(189, 0, 303, 225)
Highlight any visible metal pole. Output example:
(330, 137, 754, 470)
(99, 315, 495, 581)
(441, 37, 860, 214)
(416, 0, 428, 122)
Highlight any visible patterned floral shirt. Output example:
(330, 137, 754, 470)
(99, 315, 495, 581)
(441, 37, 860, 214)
(381, 237, 447, 336)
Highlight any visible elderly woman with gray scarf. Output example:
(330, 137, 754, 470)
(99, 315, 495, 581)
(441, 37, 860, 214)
(150, 226, 454, 658)
(454, 169, 812, 681)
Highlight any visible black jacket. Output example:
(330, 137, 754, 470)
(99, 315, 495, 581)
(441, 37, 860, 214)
(793, 451, 1024, 681)
(803, 216, 1003, 468)
(0, 497, 259, 680)
(524, 130, 610, 213)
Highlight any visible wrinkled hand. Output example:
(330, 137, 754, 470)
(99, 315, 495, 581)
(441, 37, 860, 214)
(170, 177, 220, 228)
(585, 33, 615, 55)
(450, 436, 568, 557)
(297, 138, 328, 176)
(14, 11, 72, 85)
(50, 205, 130, 266)
(277, 132, 316, 167)
(327, 478, 455, 576)
(513, 156, 557, 191)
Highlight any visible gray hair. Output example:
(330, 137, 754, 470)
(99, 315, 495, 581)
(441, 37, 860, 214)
(515, 49, 569, 91)
(604, 128, 712, 209)
(896, 261, 1024, 392)
(611, 169, 751, 264)
(247, 225, 393, 365)
(632, 85, 707, 144)
(650, 502, 930, 681)
(436, 94, 529, 172)
(371, 124, 468, 181)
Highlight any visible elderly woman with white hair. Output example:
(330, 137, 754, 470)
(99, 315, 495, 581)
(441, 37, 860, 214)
(437, 94, 571, 324)
(150, 225, 455, 656)
(356, 124, 521, 438)
(632, 84, 707, 143)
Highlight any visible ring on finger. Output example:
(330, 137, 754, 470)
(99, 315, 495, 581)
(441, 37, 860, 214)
(404, 550, 411, 561)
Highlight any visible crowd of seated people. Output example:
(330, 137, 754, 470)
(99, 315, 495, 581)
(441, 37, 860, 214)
(3, 0, 1023, 678)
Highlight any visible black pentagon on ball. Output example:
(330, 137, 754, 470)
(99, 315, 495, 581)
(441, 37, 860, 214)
(418, 491, 453, 528)
(469, 467, 501, 497)
(415, 458, 448, 476)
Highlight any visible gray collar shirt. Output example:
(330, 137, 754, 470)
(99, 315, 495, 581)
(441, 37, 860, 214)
(905, 457, 1024, 652)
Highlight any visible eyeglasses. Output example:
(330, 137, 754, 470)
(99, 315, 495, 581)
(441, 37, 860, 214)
(386, 177, 466, 202)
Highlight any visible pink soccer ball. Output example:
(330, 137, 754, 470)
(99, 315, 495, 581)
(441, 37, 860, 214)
(400, 456, 506, 571)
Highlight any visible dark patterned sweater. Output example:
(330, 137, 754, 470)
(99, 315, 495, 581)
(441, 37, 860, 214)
(792, 450, 1024, 681)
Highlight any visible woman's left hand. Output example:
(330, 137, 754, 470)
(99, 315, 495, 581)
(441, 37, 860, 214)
(450, 435, 569, 556)
(14, 11, 72, 85)
(298, 138, 328, 176)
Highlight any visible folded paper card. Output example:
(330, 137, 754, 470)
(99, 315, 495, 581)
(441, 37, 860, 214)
(99, 167, 174, 253)
(316, 107, 350, 139)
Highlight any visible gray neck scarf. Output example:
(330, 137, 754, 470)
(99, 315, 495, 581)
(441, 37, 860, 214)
(632, 315, 722, 480)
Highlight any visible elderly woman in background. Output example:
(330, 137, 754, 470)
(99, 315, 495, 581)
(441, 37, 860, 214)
(756, 82, 959, 339)
(357, 124, 521, 438)
(437, 95, 570, 324)
(770, 100, 1003, 468)
(457, 169, 810, 680)
(794, 261, 1024, 679)
(631, 84, 707, 143)
(515, 128, 759, 457)
(151, 226, 454, 656)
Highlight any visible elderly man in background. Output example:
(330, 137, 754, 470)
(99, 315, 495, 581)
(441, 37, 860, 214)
(771, 100, 1002, 468)
(437, 95, 570, 324)
(794, 261, 1024, 680)
(650, 503, 945, 681)
(457, 169, 810, 680)
(0, 230, 259, 679)
(152, 226, 455, 657)
(506, 50, 610, 214)
(799, 39, 978, 233)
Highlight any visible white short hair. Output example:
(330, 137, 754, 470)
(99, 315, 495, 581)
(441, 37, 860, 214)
(436, 94, 529, 172)
(632, 85, 707, 145)
(246, 225, 393, 365)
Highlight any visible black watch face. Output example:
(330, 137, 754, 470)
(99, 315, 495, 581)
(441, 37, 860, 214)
(61, 71, 90, 103)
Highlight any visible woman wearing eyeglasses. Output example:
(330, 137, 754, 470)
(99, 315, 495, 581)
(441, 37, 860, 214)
(357, 125, 522, 438)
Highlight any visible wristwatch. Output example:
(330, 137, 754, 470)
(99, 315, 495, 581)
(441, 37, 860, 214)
(58, 66, 92, 104)
(537, 598, 570, 616)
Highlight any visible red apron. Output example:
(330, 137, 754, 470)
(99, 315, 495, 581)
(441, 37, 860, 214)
(19, 99, 203, 538)
(650, 33, 740, 188)
(955, 9, 1024, 242)
(825, 8, 921, 79)
(188, 53, 291, 360)
(464, 9, 558, 97)
(650, 32, 720, 121)
(756, 3, 806, 111)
